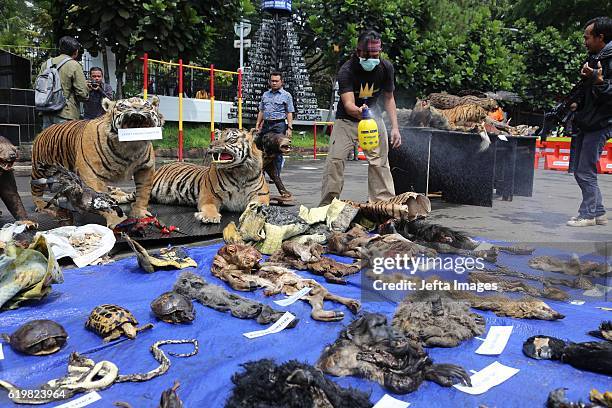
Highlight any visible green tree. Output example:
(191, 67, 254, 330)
(52, 0, 241, 98)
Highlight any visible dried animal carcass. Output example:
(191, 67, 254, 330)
(426, 92, 498, 110)
(30, 163, 125, 227)
(379, 219, 498, 262)
(392, 290, 485, 347)
(468, 271, 570, 301)
(266, 240, 361, 284)
(124, 234, 197, 273)
(328, 226, 436, 262)
(316, 313, 471, 394)
(211, 244, 360, 322)
(545, 388, 610, 408)
(589, 321, 612, 341)
(342, 192, 431, 223)
(226, 359, 373, 408)
(0, 339, 198, 404)
(482, 266, 594, 290)
(529, 255, 611, 278)
(174, 271, 297, 327)
(523, 334, 612, 376)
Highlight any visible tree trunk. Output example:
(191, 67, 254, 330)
(101, 44, 110, 84)
(115, 53, 124, 99)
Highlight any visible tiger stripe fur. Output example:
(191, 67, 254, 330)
(151, 128, 270, 223)
(31, 96, 163, 226)
(342, 192, 431, 222)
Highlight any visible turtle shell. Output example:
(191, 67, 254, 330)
(151, 292, 195, 324)
(86, 304, 138, 336)
(3, 320, 67, 355)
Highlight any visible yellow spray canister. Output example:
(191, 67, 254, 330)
(358, 105, 379, 151)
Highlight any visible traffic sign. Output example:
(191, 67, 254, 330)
(234, 21, 251, 37)
(234, 39, 251, 48)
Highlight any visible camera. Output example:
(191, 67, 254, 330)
(88, 80, 101, 89)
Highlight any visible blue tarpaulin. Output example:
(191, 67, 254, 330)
(0, 240, 610, 407)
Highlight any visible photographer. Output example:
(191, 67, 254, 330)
(83, 67, 114, 119)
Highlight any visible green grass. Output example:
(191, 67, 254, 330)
(154, 122, 329, 150)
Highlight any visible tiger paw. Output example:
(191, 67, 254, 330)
(194, 211, 222, 223)
(130, 207, 152, 218)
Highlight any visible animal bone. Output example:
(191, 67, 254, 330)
(173, 271, 297, 327)
(211, 244, 360, 322)
(316, 313, 471, 394)
(226, 359, 373, 408)
(266, 240, 362, 284)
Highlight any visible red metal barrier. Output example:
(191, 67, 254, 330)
(534, 139, 543, 169)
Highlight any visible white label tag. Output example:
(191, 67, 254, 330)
(498, 134, 508, 141)
(0, 343, 4, 360)
(475, 326, 513, 355)
(118, 127, 163, 142)
(54, 392, 102, 408)
(570, 300, 585, 305)
(373, 394, 411, 408)
(243, 312, 295, 339)
(454, 361, 519, 395)
(274, 287, 312, 306)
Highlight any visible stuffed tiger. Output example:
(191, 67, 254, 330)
(31, 96, 163, 226)
(150, 128, 270, 223)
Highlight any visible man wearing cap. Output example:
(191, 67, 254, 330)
(319, 29, 401, 206)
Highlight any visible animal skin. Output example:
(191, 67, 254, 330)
(483, 266, 594, 290)
(367, 274, 564, 321)
(0, 339, 198, 404)
(529, 255, 611, 278)
(316, 313, 471, 394)
(342, 192, 431, 223)
(469, 271, 570, 301)
(211, 244, 360, 322)
(392, 290, 485, 347)
(266, 240, 362, 284)
(546, 388, 612, 408)
(255, 132, 293, 199)
(31, 97, 163, 225)
(0, 136, 37, 228)
(426, 92, 498, 110)
(523, 334, 612, 376)
(150, 128, 270, 223)
(379, 219, 498, 262)
(30, 163, 125, 227)
(173, 271, 298, 327)
(226, 359, 373, 408)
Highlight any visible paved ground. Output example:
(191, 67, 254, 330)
(2, 158, 610, 248)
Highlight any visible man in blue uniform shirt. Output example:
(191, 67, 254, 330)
(256, 72, 295, 176)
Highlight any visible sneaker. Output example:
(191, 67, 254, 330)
(566, 217, 597, 227)
(596, 215, 608, 225)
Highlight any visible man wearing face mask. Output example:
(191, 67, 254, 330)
(320, 29, 401, 206)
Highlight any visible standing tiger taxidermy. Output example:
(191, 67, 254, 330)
(150, 128, 270, 223)
(31, 96, 163, 227)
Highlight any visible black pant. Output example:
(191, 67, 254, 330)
(572, 126, 609, 218)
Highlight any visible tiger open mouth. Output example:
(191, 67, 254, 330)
(211, 151, 235, 164)
(0, 159, 15, 171)
(119, 113, 156, 129)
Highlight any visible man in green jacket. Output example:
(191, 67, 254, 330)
(39, 36, 89, 129)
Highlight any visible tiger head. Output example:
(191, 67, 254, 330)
(0, 135, 18, 171)
(102, 96, 165, 135)
(208, 128, 259, 168)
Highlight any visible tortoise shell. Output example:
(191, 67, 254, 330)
(151, 292, 195, 324)
(2, 320, 67, 355)
(85, 304, 138, 336)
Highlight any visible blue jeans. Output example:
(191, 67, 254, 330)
(261, 120, 287, 176)
(572, 126, 609, 219)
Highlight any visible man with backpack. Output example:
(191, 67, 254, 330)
(36, 36, 89, 129)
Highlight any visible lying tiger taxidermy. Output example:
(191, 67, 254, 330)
(150, 128, 270, 223)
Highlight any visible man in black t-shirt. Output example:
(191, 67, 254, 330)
(320, 29, 401, 206)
